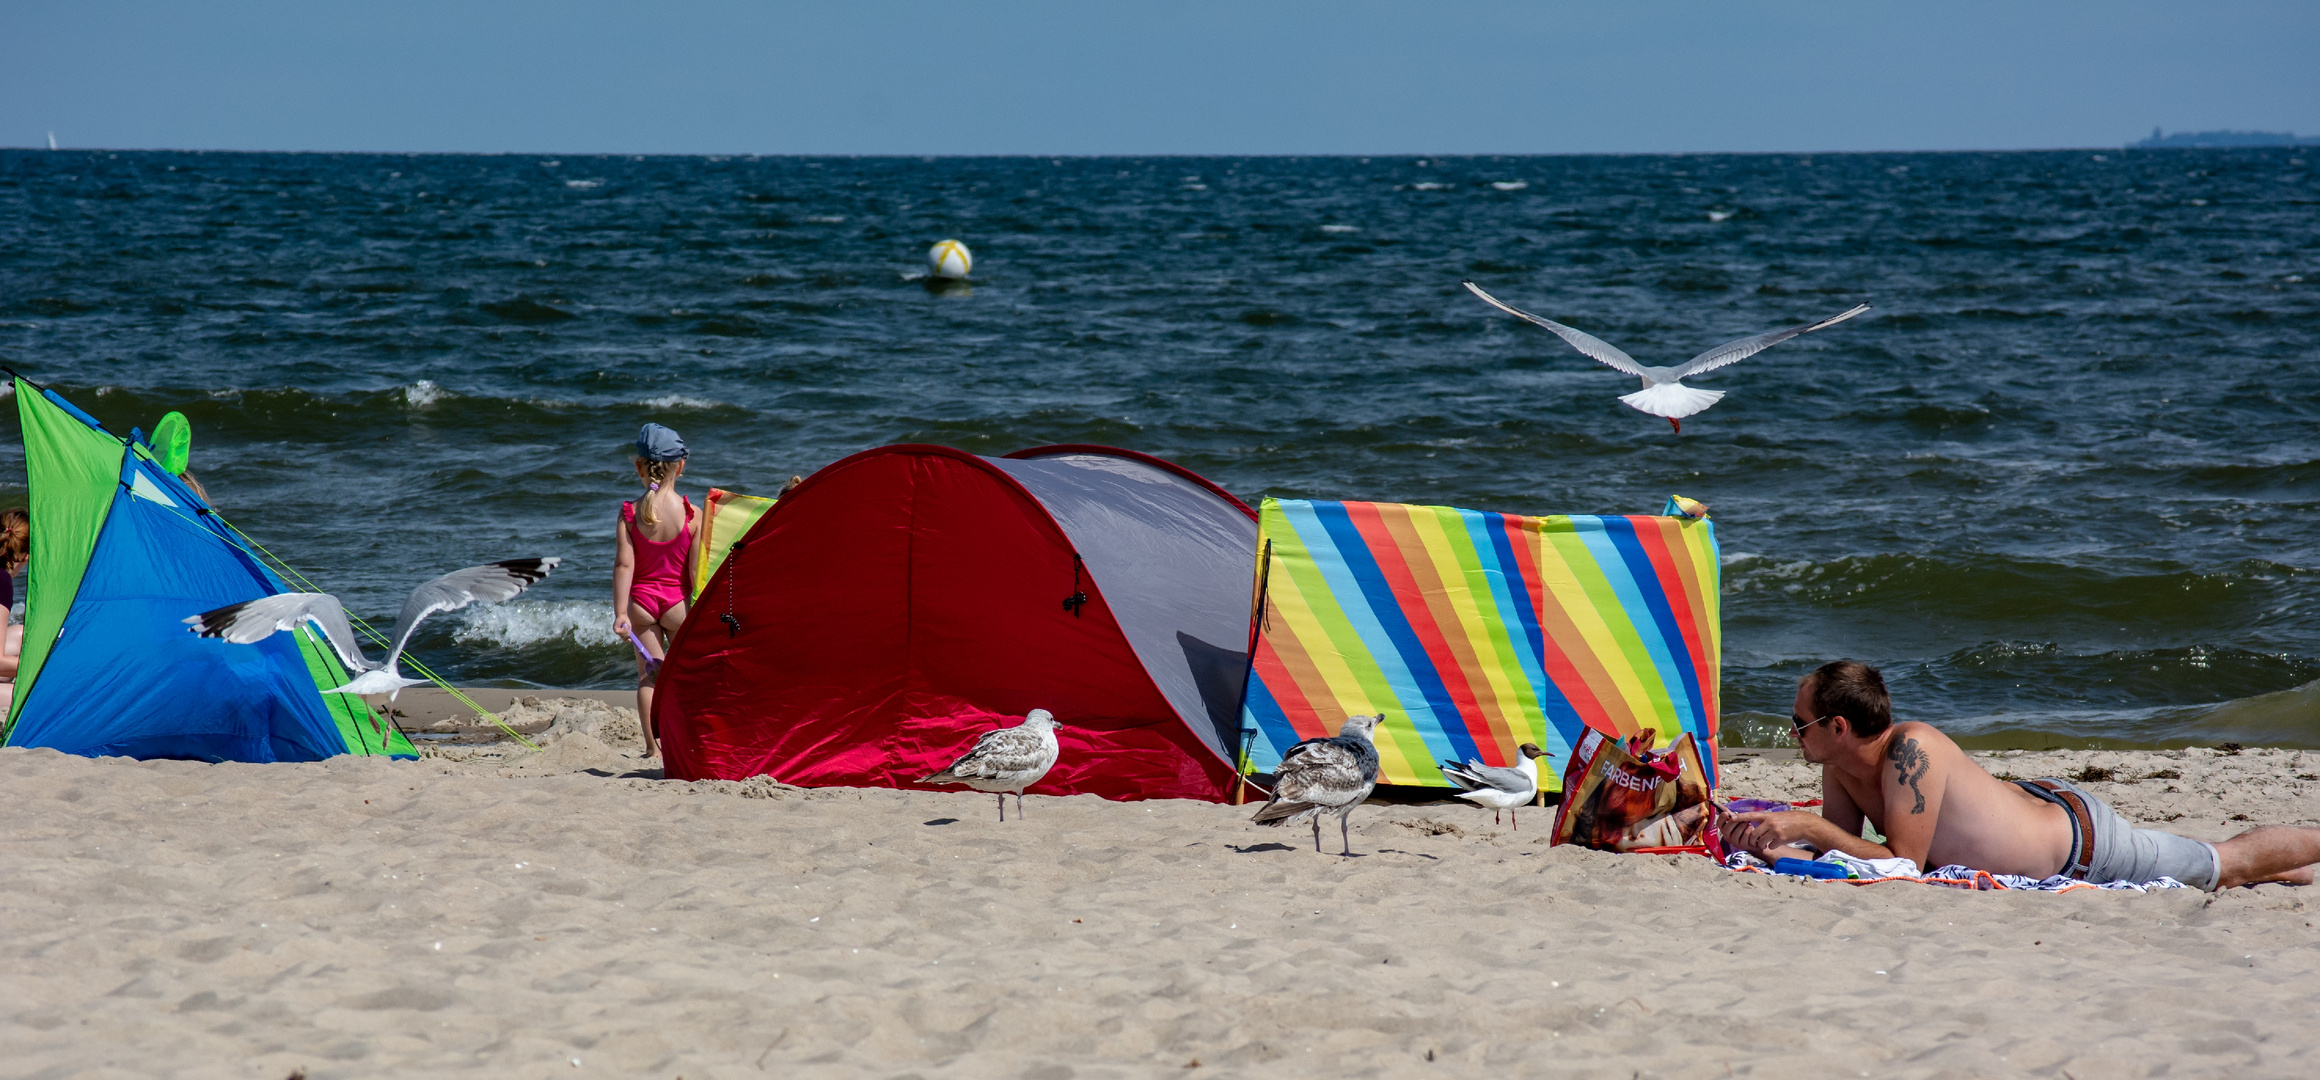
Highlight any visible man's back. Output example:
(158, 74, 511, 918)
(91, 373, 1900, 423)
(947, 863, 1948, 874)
(1829, 721, 2073, 878)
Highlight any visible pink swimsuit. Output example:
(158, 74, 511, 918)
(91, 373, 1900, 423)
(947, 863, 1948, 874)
(624, 497, 695, 621)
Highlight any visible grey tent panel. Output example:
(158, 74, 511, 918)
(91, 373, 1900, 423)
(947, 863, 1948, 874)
(989, 453, 1257, 761)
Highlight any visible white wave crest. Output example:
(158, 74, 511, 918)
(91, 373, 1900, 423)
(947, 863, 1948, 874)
(1407, 182, 1449, 191)
(403, 379, 449, 407)
(1320, 224, 1360, 233)
(454, 600, 620, 649)
(804, 215, 846, 223)
(565, 179, 603, 189)
(636, 394, 721, 410)
(1491, 180, 1528, 191)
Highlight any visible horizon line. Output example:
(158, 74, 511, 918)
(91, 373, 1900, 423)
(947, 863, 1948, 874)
(0, 144, 2256, 158)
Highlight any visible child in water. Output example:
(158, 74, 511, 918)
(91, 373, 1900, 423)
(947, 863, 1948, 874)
(612, 424, 695, 759)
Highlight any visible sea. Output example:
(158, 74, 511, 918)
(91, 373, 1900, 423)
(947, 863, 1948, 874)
(1, 149, 2314, 748)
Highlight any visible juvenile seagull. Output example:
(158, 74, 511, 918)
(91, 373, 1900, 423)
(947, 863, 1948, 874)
(920, 709, 1062, 821)
(1251, 713, 1383, 856)
(1440, 742, 1551, 830)
(1464, 281, 1871, 433)
(185, 559, 561, 731)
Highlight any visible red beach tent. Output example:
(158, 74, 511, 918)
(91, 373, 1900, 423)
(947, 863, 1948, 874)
(654, 444, 1260, 802)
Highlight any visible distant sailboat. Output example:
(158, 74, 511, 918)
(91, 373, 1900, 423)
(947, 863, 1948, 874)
(47, 132, 58, 150)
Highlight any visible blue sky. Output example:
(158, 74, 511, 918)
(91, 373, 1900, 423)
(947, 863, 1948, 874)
(5, 1, 2316, 154)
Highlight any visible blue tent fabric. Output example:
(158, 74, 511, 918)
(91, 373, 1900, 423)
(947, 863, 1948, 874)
(41, 386, 109, 432)
(5, 451, 353, 762)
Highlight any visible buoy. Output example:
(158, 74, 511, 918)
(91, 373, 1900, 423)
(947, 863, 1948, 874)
(927, 239, 972, 280)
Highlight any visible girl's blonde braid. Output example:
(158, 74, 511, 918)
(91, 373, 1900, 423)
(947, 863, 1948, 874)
(639, 460, 675, 526)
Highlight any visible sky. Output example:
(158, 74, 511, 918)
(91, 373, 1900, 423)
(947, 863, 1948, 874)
(4, 1, 2317, 155)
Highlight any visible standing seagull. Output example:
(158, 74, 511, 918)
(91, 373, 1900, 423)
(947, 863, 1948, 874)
(184, 559, 560, 733)
(1440, 743, 1551, 830)
(1251, 713, 1383, 856)
(1464, 281, 1871, 433)
(919, 709, 1062, 821)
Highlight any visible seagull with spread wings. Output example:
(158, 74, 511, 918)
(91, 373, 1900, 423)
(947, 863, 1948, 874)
(1464, 281, 1870, 433)
(184, 558, 561, 732)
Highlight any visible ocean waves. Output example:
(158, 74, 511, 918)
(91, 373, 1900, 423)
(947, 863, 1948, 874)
(1722, 552, 2308, 634)
(1, 147, 2314, 746)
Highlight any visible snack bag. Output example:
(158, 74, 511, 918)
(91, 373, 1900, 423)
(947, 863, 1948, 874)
(1550, 727, 1714, 851)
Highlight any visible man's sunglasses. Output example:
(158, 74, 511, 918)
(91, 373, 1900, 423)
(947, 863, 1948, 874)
(1790, 713, 1837, 736)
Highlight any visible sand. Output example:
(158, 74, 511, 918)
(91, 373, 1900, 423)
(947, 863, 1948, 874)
(5, 703, 2318, 1079)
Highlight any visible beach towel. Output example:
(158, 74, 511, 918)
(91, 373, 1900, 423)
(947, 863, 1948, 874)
(1721, 848, 2191, 892)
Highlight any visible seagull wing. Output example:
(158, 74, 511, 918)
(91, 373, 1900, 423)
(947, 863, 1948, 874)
(1439, 759, 1485, 791)
(383, 557, 561, 672)
(1463, 282, 1649, 377)
(1673, 303, 1872, 379)
(1445, 760, 1534, 795)
(184, 592, 371, 671)
(1273, 738, 1369, 806)
(939, 726, 1051, 781)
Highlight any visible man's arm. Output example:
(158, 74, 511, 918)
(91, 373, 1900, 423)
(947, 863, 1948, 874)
(1875, 726, 1944, 869)
(1725, 809, 1894, 862)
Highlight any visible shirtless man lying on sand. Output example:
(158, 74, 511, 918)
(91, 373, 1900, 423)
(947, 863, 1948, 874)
(1725, 661, 2320, 890)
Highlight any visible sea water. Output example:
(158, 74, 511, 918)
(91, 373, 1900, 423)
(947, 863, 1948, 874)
(1, 150, 2313, 747)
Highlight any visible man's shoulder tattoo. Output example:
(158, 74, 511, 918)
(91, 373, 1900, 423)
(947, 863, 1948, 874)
(1888, 735, 1930, 814)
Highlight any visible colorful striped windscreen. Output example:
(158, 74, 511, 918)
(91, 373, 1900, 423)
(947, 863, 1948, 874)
(1236, 497, 1720, 791)
(690, 487, 776, 602)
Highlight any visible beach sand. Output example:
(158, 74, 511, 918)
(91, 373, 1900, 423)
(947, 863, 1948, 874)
(5, 700, 2317, 1079)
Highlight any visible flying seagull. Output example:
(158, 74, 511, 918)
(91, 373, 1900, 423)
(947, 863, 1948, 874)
(1464, 281, 1871, 433)
(1251, 713, 1383, 856)
(1440, 742, 1550, 830)
(185, 558, 561, 732)
(920, 709, 1062, 821)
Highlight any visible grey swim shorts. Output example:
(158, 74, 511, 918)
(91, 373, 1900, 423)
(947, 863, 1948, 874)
(2017, 778, 2221, 890)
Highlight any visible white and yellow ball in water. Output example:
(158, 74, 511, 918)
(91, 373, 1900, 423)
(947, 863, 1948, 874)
(927, 239, 973, 280)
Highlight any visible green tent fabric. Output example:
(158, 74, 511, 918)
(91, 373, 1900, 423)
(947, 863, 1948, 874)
(7, 378, 128, 733)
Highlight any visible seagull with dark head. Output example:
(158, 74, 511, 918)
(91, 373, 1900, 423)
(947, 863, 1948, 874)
(1440, 742, 1551, 829)
(1464, 281, 1871, 433)
(185, 558, 560, 734)
(920, 709, 1062, 821)
(1251, 713, 1383, 856)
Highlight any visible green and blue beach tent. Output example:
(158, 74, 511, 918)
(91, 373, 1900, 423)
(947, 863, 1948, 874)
(2, 378, 412, 761)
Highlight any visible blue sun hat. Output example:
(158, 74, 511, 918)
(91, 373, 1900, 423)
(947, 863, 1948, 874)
(636, 423, 688, 462)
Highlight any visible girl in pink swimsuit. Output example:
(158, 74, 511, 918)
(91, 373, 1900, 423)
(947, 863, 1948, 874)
(612, 423, 696, 758)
